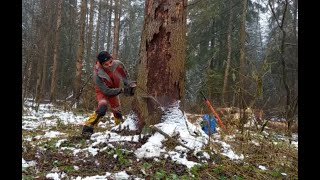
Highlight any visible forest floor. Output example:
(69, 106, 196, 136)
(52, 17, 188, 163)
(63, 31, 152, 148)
(22, 100, 298, 180)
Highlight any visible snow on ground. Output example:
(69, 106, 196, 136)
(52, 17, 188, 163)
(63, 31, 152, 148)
(111, 112, 138, 131)
(258, 165, 267, 171)
(22, 158, 37, 168)
(215, 140, 244, 161)
(23, 99, 86, 131)
(75, 101, 211, 169)
(72, 171, 144, 180)
(134, 101, 208, 167)
(22, 99, 298, 179)
(45, 170, 141, 180)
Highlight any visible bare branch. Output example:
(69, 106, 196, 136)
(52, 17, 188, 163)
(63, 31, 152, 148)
(185, 0, 204, 8)
(149, 125, 193, 151)
(268, 0, 282, 29)
(284, 43, 297, 46)
(280, 0, 289, 29)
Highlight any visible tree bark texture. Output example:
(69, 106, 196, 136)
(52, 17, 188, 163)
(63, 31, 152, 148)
(86, 0, 95, 73)
(112, 0, 121, 59)
(95, 0, 102, 54)
(107, 0, 113, 52)
(35, 0, 50, 105)
(50, 0, 62, 102)
(133, 0, 187, 130)
(74, 0, 87, 103)
(239, 0, 248, 131)
(222, 0, 233, 106)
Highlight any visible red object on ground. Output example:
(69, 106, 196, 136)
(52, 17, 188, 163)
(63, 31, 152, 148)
(201, 92, 226, 131)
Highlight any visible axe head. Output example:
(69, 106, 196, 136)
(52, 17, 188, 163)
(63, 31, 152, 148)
(129, 81, 137, 88)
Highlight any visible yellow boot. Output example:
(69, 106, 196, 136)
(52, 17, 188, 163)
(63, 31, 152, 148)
(85, 112, 98, 127)
(114, 117, 123, 125)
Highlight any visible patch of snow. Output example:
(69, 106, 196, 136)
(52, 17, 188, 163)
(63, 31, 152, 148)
(22, 120, 41, 130)
(112, 112, 138, 131)
(250, 140, 260, 146)
(43, 113, 52, 118)
(275, 134, 286, 141)
(22, 115, 38, 120)
(22, 158, 37, 168)
(168, 151, 199, 168)
(202, 152, 210, 159)
(87, 147, 99, 156)
(91, 132, 140, 143)
(262, 131, 269, 136)
(292, 133, 298, 141)
(46, 172, 67, 180)
(72, 148, 82, 156)
(135, 102, 207, 161)
(78, 175, 108, 180)
(225, 135, 236, 141)
(244, 120, 256, 128)
(175, 145, 191, 153)
(23, 104, 87, 130)
(43, 131, 66, 138)
(56, 139, 67, 148)
(24, 136, 33, 142)
(216, 140, 244, 161)
(258, 165, 267, 170)
(95, 160, 100, 166)
(135, 133, 165, 158)
(75, 171, 135, 180)
(291, 141, 298, 148)
(112, 171, 130, 180)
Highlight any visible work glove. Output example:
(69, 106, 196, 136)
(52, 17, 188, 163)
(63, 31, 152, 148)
(123, 81, 136, 96)
(123, 86, 132, 96)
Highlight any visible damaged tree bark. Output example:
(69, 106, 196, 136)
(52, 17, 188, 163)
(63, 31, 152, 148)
(132, 0, 187, 130)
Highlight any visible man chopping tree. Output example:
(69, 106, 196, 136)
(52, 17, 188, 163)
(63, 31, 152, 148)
(81, 50, 136, 137)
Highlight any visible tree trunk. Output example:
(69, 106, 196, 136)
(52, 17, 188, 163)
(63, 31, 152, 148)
(239, 0, 248, 132)
(23, 54, 34, 101)
(95, 0, 102, 54)
(23, 0, 37, 101)
(40, 0, 53, 103)
(35, 43, 44, 106)
(40, 40, 49, 102)
(74, 0, 87, 104)
(269, 0, 293, 135)
(107, 0, 113, 52)
(125, 3, 135, 65)
(65, 0, 78, 99)
(86, 0, 95, 73)
(293, 0, 298, 39)
(112, 0, 120, 59)
(132, 0, 187, 130)
(35, 0, 49, 106)
(222, 0, 233, 106)
(279, 3, 292, 135)
(50, 0, 63, 102)
(209, 20, 215, 69)
(100, 0, 107, 51)
(217, 33, 223, 70)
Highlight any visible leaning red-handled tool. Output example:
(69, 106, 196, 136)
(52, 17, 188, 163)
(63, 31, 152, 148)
(200, 91, 226, 131)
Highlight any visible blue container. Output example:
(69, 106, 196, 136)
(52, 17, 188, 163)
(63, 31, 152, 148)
(201, 114, 216, 135)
